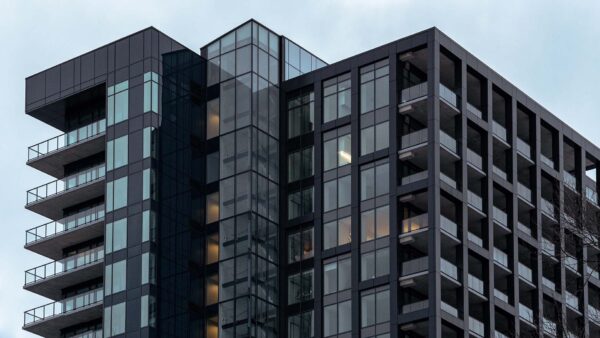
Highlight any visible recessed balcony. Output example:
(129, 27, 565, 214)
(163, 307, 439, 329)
(440, 84, 458, 110)
(26, 164, 105, 220)
(469, 316, 485, 337)
(399, 129, 428, 152)
(400, 82, 427, 105)
(23, 288, 103, 338)
(516, 137, 532, 161)
(24, 246, 104, 300)
(468, 273, 486, 299)
(518, 303, 535, 325)
(27, 119, 106, 178)
(25, 205, 105, 260)
(492, 121, 508, 143)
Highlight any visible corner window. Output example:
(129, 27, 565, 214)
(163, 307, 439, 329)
(143, 72, 159, 113)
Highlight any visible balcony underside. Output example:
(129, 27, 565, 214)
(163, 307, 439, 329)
(26, 180, 104, 220)
(23, 302, 102, 338)
(24, 261, 103, 300)
(27, 135, 105, 178)
(25, 219, 104, 260)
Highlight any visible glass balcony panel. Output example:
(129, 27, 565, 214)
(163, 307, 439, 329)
(26, 205, 105, 244)
(519, 303, 534, 323)
(401, 129, 428, 149)
(492, 121, 507, 141)
(565, 255, 579, 272)
(566, 291, 579, 310)
(401, 299, 428, 313)
(28, 119, 106, 161)
(468, 232, 483, 247)
(468, 274, 484, 295)
(494, 289, 509, 303)
(440, 130, 457, 153)
(542, 276, 555, 290)
(440, 258, 458, 280)
(493, 248, 509, 268)
(518, 262, 533, 283)
(400, 82, 427, 103)
(541, 237, 555, 255)
(440, 172, 457, 188)
(467, 191, 484, 211)
(493, 206, 508, 226)
(563, 171, 577, 191)
(543, 317, 557, 335)
(26, 164, 106, 205)
(440, 84, 458, 107)
(493, 165, 507, 180)
(401, 256, 428, 276)
(467, 148, 483, 170)
(25, 246, 104, 285)
(24, 288, 103, 325)
(516, 137, 531, 159)
(586, 265, 599, 279)
(401, 171, 428, 185)
(495, 331, 510, 338)
(469, 317, 485, 337)
(71, 329, 103, 338)
(589, 304, 600, 323)
(541, 154, 554, 168)
(541, 198, 556, 218)
(402, 214, 428, 234)
(517, 222, 531, 236)
(517, 182, 532, 202)
(466, 102, 482, 118)
(440, 301, 458, 317)
(586, 187, 598, 205)
(440, 215, 458, 237)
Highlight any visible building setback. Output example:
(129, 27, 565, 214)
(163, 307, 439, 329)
(22, 19, 600, 338)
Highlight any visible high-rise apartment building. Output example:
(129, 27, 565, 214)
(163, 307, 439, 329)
(22, 20, 600, 338)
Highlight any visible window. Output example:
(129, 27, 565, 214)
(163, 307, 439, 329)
(361, 205, 390, 242)
(288, 146, 313, 182)
(323, 300, 352, 336)
(361, 287, 390, 328)
(104, 302, 126, 337)
(361, 247, 390, 281)
(142, 169, 155, 200)
(288, 89, 314, 138)
(106, 176, 128, 212)
(360, 160, 389, 201)
(323, 175, 351, 212)
(288, 186, 313, 220)
(206, 98, 219, 139)
(323, 254, 351, 295)
(220, 79, 236, 134)
(143, 127, 155, 159)
(105, 260, 126, 295)
(141, 295, 156, 328)
(206, 274, 219, 305)
(287, 269, 314, 304)
(288, 310, 314, 338)
(105, 218, 127, 254)
(142, 252, 156, 285)
(206, 192, 219, 224)
(288, 228, 314, 263)
(206, 152, 219, 184)
(323, 73, 351, 123)
(142, 210, 156, 243)
(361, 121, 389, 155)
(143, 72, 159, 113)
(360, 60, 389, 114)
(323, 130, 351, 171)
(107, 135, 128, 171)
(323, 216, 351, 250)
(107, 80, 129, 126)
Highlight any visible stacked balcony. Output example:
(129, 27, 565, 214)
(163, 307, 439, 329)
(23, 87, 106, 337)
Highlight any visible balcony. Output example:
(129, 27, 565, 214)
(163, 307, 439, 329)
(26, 164, 105, 220)
(401, 299, 428, 314)
(492, 206, 508, 228)
(440, 172, 458, 189)
(586, 187, 598, 206)
(468, 232, 483, 247)
(24, 246, 104, 300)
(543, 317, 557, 336)
(440, 84, 458, 108)
(495, 331, 510, 338)
(541, 154, 555, 169)
(71, 329, 103, 338)
(23, 288, 103, 338)
(440, 301, 459, 317)
(25, 205, 105, 260)
(492, 121, 508, 142)
(519, 303, 534, 324)
(493, 165, 508, 180)
(467, 191, 484, 212)
(589, 304, 600, 325)
(541, 198, 556, 219)
(587, 265, 599, 280)
(440, 215, 458, 238)
(27, 119, 106, 178)
(468, 274, 485, 296)
(400, 129, 428, 151)
(469, 317, 485, 337)
(517, 222, 532, 236)
(401, 171, 428, 185)
(467, 148, 484, 171)
(563, 171, 577, 191)
(493, 248, 509, 269)
(565, 254, 579, 274)
(440, 130, 457, 154)
(541, 237, 556, 257)
(466, 102, 482, 119)
(516, 137, 532, 160)
(400, 82, 427, 104)
(440, 258, 459, 281)
(401, 256, 428, 277)
(518, 262, 533, 284)
(401, 214, 428, 234)
(517, 182, 532, 203)
(566, 291, 579, 311)
(494, 289, 509, 303)
(542, 276, 555, 290)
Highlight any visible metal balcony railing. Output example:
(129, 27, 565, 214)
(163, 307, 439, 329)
(469, 317, 485, 337)
(519, 303, 534, 323)
(401, 129, 428, 149)
(492, 121, 507, 142)
(440, 84, 458, 108)
(440, 130, 457, 153)
(25, 246, 104, 285)
(25, 205, 105, 245)
(493, 248, 509, 268)
(468, 274, 484, 295)
(466, 148, 483, 170)
(516, 137, 532, 159)
(26, 164, 105, 205)
(400, 82, 428, 103)
(466, 102, 483, 118)
(402, 256, 428, 276)
(24, 288, 103, 326)
(28, 119, 106, 161)
(440, 215, 458, 237)
(401, 214, 428, 234)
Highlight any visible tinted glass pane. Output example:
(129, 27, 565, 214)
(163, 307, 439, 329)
(360, 82, 374, 114)
(220, 80, 235, 134)
(338, 134, 351, 166)
(323, 139, 337, 171)
(361, 294, 375, 327)
(323, 94, 337, 123)
(375, 121, 389, 151)
(338, 217, 351, 246)
(236, 45, 251, 76)
(361, 126, 374, 156)
(338, 175, 351, 208)
(338, 300, 352, 333)
(324, 180, 337, 212)
(375, 76, 389, 109)
(323, 221, 336, 250)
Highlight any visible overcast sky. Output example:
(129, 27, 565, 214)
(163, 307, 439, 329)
(1, 1, 600, 337)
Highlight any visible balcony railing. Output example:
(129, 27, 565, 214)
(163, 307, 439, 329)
(543, 317, 557, 336)
(467, 191, 484, 211)
(440, 84, 458, 108)
(586, 265, 600, 279)
(469, 317, 485, 337)
(402, 256, 428, 276)
(494, 289, 509, 303)
(401, 129, 428, 149)
(440, 130, 457, 153)
(402, 214, 428, 234)
(26, 164, 105, 205)
(28, 119, 106, 161)
(566, 291, 579, 310)
(468, 232, 483, 247)
(24, 288, 103, 326)
(25, 246, 104, 285)
(71, 330, 103, 338)
(516, 137, 532, 159)
(440, 215, 458, 237)
(542, 276, 555, 290)
(519, 303, 534, 323)
(518, 262, 533, 283)
(492, 121, 507, 142)
(440, 258, 459, 281)
(401, 299, 428, 313)
(440, 172, 457, 189)
(565, 254, 579, 273)
(541, 198, 556, 218)
(589, 304, 600, 324)
(493, 206, 508, 227)
(586, 187, 598, 205)
(26, 205, 105, 245)
(401, 171, 428, 185)
(518, 222, 531, 236)
(495, 331, 510, 338)
(440, 301, 459, 317)
(541, 154, 555, 168)
(400, 82, 427, 103)
(541, 237, 556, 256)
(493, 165, 508, 180)
(493, 248, 509, 268)
(563, 171, 577, 191)
(467, 148, 483, 170)
(466, 102, 482, 118)
(468, 274, 484, 295)
(517, 182, 532, 202)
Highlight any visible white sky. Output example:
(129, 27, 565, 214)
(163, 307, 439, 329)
(1, 0, 600, 336)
